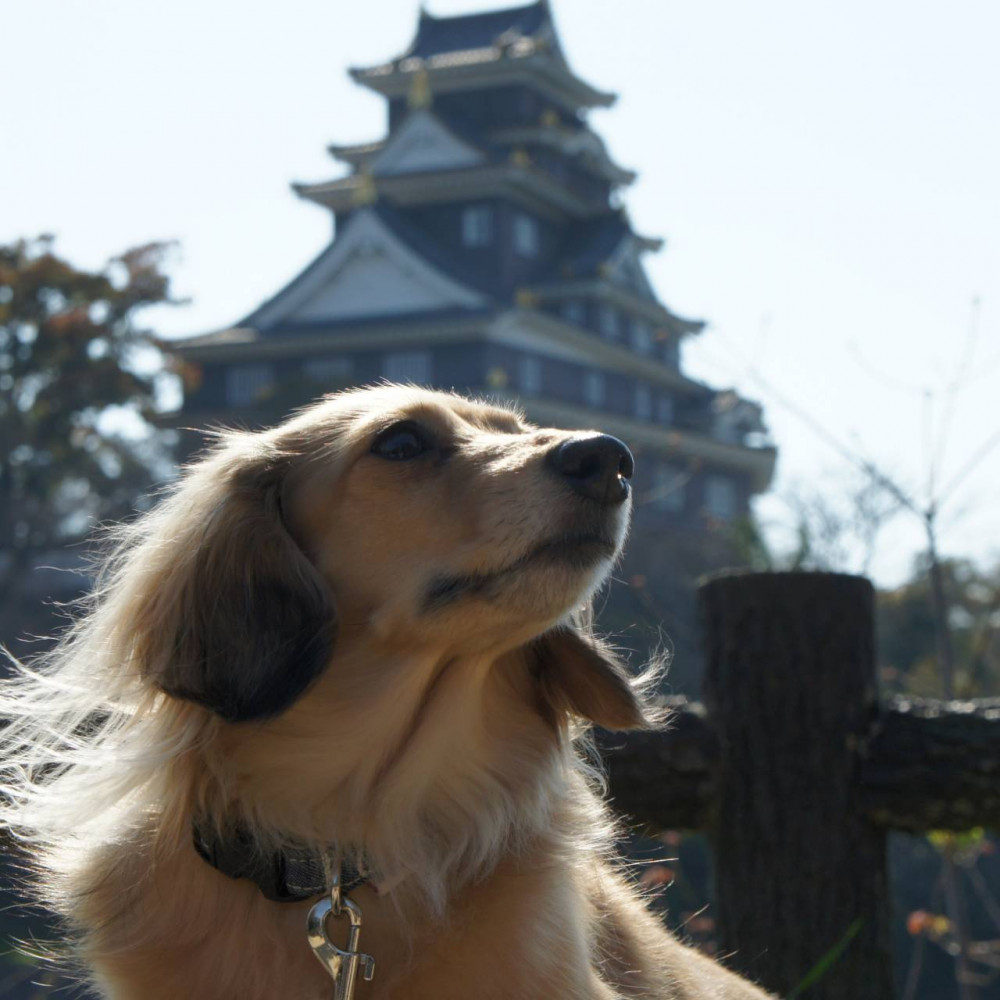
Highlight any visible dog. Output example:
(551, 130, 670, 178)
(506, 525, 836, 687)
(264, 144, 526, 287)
(1, 385, 772, 999)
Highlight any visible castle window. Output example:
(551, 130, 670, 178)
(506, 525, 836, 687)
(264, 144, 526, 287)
(656, 394, 674, 425)
(303, 356, 354, 384)
(225, 364, 273, 407)
(599, 303, 619, 339)
(654, 464, 685, 512)
(518, 355, 542, 395)
(560, 299, 585, 326)
(461, 205, 493, 247)
(630, 319, 654, 354)
(513, 213, 540, 257)
(634, 384, 652, 421)
(384, 350, 431, 384)
(705, 475, 737, 520)
(583, 370, 605, 407)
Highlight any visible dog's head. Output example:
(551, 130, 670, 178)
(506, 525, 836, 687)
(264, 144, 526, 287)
(142, 385, 650, 730)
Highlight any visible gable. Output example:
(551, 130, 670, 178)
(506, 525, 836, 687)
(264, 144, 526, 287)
(246, 209, 486, 329)
(370, 110, 485, 177)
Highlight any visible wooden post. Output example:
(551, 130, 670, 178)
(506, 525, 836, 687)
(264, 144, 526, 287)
(602, 574, 1000, 997)
(700, 572, 893, 999)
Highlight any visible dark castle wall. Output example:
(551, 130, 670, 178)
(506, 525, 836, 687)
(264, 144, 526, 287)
(389, 85, 579, 135)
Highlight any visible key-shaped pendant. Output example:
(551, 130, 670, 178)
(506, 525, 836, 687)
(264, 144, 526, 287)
(307, 891, 376, 1000)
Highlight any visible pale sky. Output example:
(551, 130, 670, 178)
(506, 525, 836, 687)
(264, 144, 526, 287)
(4, 0, 999, 586)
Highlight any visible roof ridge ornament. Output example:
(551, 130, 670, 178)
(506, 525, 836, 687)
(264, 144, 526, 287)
(407, 68, 433, 109)
(509, 147, 531, 168)
(351, 172, 377, 207)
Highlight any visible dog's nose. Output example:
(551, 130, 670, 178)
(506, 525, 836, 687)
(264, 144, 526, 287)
(547, 434, 634, 504)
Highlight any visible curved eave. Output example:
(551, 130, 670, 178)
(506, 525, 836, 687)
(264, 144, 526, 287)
(164, 327, 259, 351)
(349, 52, 615, 111)
(603, 166, 635, 186)
(292, 164, 597, 219)
(583, 162, 635, 187)
(168, 313, 494, 364)
(678, 317, 707, 336)
(527, 279, 701, 333)
(327, 140, 385, 167)
(491, 126, 636, 186)
(502, 308, 708, 396)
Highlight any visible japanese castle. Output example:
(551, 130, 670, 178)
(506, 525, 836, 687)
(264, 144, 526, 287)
(171, 0, 776, 682)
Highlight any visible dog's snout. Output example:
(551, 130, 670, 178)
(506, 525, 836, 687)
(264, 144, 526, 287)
(547, 434, 634, 504)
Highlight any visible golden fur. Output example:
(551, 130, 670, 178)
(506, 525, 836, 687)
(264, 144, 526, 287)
(1, 385, 772, 999)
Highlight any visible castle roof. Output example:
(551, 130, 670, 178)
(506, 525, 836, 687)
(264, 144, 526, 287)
(236, 205, 490, 334)
(323, 112, 634, 209)
(168, 1, 773, 504)
(404, 2, 557, 61)
(294, 159, 600, 218)
(350, 1, 614, 111)
(490, 124, 635, 186)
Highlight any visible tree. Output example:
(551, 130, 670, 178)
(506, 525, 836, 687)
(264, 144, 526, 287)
(0, 236, 179, 643)
(0, 237, 181, 994)
(732, 469, 904, 577)
(879, 557, 1000, 700)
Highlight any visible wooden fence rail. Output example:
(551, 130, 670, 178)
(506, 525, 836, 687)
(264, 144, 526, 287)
(603, 572, 1000, 999)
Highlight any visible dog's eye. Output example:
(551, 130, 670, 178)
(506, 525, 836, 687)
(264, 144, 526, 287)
(371, 421, 433, 461)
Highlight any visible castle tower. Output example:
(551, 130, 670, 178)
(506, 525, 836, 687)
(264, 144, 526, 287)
(171, 0, 776, 687)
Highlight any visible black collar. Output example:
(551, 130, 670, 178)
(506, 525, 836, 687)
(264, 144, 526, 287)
(193, 821, 367, 903)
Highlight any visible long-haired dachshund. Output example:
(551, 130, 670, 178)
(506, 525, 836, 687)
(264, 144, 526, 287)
(1, 385, 771, 999)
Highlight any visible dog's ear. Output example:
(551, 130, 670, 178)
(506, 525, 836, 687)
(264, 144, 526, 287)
(141, 437, 336, 722)
(534, 626, 654, 731)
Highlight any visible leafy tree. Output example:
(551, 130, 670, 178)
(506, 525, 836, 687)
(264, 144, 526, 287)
(0, 236, 179, 642)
